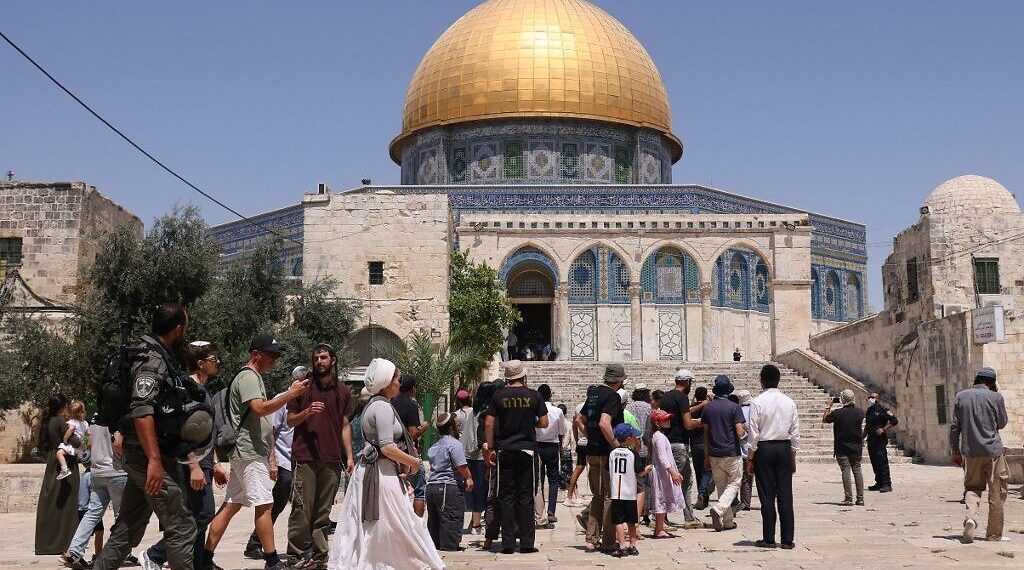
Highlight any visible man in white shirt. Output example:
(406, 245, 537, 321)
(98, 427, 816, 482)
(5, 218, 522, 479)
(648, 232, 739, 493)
(535, 384, 567, 524)
(746, 365, 799, 550)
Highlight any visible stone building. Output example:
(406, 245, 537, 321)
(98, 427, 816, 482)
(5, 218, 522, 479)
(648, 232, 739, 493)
(212, 0, 869, 364)
(807, 175, 1023, 465)
(0, 180, 141, 462)
(0, 180, 141, 315)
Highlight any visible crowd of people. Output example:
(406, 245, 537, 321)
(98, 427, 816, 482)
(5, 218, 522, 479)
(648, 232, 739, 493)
(32, 303, 1012, 569)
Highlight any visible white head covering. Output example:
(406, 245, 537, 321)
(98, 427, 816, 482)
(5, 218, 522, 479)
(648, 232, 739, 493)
(617, 388, 629, 403)
(362, 358, 397, 397)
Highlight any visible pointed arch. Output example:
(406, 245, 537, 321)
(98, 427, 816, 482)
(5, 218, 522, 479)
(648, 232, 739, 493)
(499, 244, 559, 284)
(822, 269, 842, 320)
(640, 245, 701, 303)
(844, 272, 863, 320)
(811, 267, 822, 319)
(567, 249, 598, 304)
(713, 246, 771, 312)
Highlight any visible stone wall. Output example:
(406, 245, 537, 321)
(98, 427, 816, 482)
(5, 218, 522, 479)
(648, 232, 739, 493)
(301, 190, 452, 341)
(0, 181, 141, 308)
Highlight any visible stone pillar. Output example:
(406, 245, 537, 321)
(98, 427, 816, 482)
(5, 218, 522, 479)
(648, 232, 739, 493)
(700, 282, 714, 361)
(769, 228, 813, 356)
(629, 284, 642, 360)
(555, 284, 570, 361)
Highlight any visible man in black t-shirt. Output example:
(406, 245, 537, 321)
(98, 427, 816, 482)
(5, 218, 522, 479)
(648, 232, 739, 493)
(392, 376, 429, 517)
(658, 369, 709, 526)
(485, 361, 548, 554)
(823, 390, 866, 505)
(581, 364, 626, 551)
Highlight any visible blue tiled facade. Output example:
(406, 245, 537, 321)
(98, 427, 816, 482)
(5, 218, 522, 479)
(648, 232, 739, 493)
(208, 204, 304, 278)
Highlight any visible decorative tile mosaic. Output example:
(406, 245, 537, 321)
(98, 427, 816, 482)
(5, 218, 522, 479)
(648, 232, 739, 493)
(658, 309, 684, 360)
(570, 308, 596, 361)
(471, 143, 499, 181)
(584, 143, 612, 183)
(527, 140, 556, 179)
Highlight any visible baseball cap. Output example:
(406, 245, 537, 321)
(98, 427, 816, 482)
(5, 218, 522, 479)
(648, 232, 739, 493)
(613, 423, 641, 441)
(250, 333, 285, 355)
(674, 369, 695, 383)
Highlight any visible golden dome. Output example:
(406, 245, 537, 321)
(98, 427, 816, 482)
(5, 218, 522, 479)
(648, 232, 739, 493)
(390, 0, 681, 164)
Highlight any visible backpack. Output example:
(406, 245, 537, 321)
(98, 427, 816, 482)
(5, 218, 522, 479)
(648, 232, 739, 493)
(94, 341, 147, 430)
(212, 367, 255, 457)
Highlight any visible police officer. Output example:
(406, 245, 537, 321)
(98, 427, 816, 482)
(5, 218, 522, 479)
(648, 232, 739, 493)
(94, 303, 202, 570)
(864, 392, 898, 493)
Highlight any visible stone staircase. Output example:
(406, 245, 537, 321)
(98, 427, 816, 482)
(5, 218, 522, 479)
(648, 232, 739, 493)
(519, 360, 910, 464)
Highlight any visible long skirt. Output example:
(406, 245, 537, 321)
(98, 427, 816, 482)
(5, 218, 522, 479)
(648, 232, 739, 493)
(327, 459, 445, 570)
(34, 452, 81, 554)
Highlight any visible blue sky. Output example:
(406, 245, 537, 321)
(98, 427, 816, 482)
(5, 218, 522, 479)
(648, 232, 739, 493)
(3, 1, 1022, 307)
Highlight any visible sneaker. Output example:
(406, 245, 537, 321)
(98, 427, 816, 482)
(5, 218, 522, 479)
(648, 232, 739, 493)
(139, 551, 161, 570)
(709, 507, 723, 531)
(682, 520, 704, 530)
(62, 553, 92, 570)
(265, 559, 294, 570)
(519, 547, 539, 554)
(838, 500, 853, 506)
(754, 540, 777, 548)
(123, 554, 141, 567)
(855, 499, 864, 506)
(57, 467, 72, 481)
(877, 486, 892, 493)
(722, 522, 738, 531)
(867, 483, 882, 491)
(641, 515, 651, 526)
(548, 514, 558, 523)
(694, 496, 707, 510)
(963, 518, 976, 544)
(244, 546, 265, 560)
(780, 542, 796, 550)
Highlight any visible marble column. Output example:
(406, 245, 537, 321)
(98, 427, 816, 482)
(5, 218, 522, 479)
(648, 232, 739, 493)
(700, 282, 714, 361)
(555, 284, 570, 361)
(629, 284, 642, 360)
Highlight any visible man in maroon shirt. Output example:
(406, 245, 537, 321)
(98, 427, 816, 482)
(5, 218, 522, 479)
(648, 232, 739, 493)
(286, 344, 354, 567)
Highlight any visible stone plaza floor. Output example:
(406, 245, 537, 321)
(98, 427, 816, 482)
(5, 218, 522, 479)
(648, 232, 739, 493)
(9, 462, 1024, 569)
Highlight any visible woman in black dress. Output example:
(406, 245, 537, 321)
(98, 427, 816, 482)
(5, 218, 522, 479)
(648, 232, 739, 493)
(34, 394, 82, 555)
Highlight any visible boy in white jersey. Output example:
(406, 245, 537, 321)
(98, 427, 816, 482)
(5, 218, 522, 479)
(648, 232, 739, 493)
(608, 423, 650, 557)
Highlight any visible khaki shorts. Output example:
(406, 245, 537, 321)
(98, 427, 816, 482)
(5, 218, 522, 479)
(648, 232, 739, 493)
(225, 457, 274, 507)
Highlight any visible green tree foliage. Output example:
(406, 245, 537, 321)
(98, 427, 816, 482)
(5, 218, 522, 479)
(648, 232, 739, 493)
(0, 206, 359, 412)
(447, 249, 520, 381)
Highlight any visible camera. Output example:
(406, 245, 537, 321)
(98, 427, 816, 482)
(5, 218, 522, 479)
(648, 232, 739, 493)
(831, 397, 841, 404)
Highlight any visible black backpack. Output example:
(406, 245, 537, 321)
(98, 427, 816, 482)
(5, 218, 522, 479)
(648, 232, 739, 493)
(95, 340, 146, 431)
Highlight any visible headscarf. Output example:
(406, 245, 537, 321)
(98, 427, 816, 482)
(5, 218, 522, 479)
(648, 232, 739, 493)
(362, 358, 396, 397)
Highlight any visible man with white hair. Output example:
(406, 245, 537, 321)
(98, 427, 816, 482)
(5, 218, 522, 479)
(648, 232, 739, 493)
(823, 389, 865, 506)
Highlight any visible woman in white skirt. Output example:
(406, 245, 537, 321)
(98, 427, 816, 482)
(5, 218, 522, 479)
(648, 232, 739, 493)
(328, 358, 446, 570)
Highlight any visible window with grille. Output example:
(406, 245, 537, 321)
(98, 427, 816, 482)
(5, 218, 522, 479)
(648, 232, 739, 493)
(755, 261, 770, 307)
(508, 272, 553, 298)
(0, 238, 22, 266)
(560, 143, 580, 180)
(368, 261, 384, 285)
(609, 253, 630, 301)
(568, 252, 596, 303)
(822, 271, 840, 320)
(935, 385, 947, 425)
(973, 258, 1000, 294)
(613, 146, 630, 183)
(906, 258, 919, 303)
(844, 274, 862, 319)
(503, 141, 524, 179)
(727, 253, 748, 306)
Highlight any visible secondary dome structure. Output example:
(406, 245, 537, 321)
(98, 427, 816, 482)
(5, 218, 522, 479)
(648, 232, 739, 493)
(390, 0, 682, 184)
(925, 175, 1020, 218)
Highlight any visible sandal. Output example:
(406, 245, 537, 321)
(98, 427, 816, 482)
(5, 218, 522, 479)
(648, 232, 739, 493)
(610, 548, 628, 558)
(651, 532, 676, 539)
(626, 547, 640, 556)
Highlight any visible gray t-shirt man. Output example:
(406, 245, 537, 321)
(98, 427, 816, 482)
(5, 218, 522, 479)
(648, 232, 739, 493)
(950, 385, 1008, 458)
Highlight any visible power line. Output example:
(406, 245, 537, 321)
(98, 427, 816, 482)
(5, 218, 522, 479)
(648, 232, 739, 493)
(0, 29, 303, 247)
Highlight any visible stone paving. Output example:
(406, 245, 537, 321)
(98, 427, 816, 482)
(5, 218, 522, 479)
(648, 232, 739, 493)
(8, 462, 1023, 569)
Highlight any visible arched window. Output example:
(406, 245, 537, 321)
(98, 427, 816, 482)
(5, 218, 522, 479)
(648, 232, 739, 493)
(348, 326, 404, 367)
(822, 270, 841, 320)
(568, 250, 597, 304)
(727, 252, 750, 307)
(607, 250, 631, 303)
(844, 273, 863, 320)
(714, 247, 769, 312)
(640, 247, 700, 303)
(499, 247, 558, 285)
(754, 260, 770, 309)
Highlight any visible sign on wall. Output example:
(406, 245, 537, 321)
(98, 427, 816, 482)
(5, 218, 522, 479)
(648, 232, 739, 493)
(972, 305, 1005, 344)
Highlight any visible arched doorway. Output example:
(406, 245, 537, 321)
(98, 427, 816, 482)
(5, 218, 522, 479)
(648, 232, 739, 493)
(348, 325, 404, 366)
(501, 247, 558, 360)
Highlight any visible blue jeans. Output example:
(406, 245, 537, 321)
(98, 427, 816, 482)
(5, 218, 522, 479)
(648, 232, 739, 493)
(67, 474, 127, 557)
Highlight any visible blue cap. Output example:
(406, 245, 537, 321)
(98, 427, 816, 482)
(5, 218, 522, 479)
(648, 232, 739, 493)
(977, 367, 997, 381)
(712, 374, 734, 396)
(613, 423, 641, 441)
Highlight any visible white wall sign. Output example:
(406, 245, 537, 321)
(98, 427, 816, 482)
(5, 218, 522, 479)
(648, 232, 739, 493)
(972, 306, 1005, 344)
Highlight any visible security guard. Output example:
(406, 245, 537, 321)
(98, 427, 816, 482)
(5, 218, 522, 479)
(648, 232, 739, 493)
(94, 303, 201, 570)
(864, 392, 898, 493)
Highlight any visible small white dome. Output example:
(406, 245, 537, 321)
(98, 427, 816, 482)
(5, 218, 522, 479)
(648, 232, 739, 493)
(924, 175, 1020, 217)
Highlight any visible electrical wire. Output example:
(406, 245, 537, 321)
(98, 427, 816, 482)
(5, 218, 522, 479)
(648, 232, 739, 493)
(0, 28, 303, 247)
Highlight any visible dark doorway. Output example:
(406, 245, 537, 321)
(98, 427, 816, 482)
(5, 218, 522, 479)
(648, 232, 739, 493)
(513, 303, 552, 360)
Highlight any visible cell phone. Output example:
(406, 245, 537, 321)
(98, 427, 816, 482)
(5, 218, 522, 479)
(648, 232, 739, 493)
(831, 397, 840, 404)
